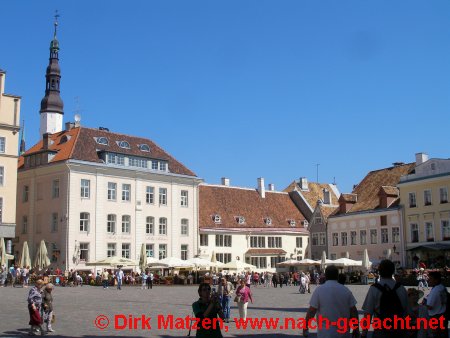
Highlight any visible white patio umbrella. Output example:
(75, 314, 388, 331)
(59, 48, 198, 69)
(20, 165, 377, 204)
(85, 256, 137, 267)
(297, 258, 321, 266)
(222, 260, 256, 271)
(0, 238, 9, 267)
(332, 258, 362, 267)
(276, 259, 302, 267)
(362, 248, 371, 271)
(20, 241, 31, 268)
(147, 257, 160, 265)
(34, 240, 51, 270)
(187, 257, 222, 269)
(151, 257, 194, 268)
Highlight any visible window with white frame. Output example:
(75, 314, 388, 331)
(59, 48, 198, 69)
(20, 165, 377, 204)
(319, 233, 326, 246)
(146, 186, 154, 204)
(108, 182, 117, 201)
(411, 223, 419, 243)
(122, 243, 130, 258)
(146, 216, 154, 235)
(332, 233, 338, 246)
(159, 217, 167, 235)
(409, 192, 416, 208)
(250, 236, 265, 248)
(381, 228, 388, 243)
(152, 161, 158, 170)
(0, 167, 4, 186)
(51, 213, 58, 232)
(159, 162, 167, 171)
(159, 244, 167, 260)
(312, 233, 319, 246)
(425, 222, 434, 242)
(200, 234, 208, 246)
(216, 253, 232, 264)
(424, 190, 432, 206)
(23, 185, 29, 202)
(181, 190, 188, 207)
(440, 188, 448, 204)
(146, 244, 154, 257)
(81, 179, 90, 198)
(270, 256, 286, 267)
(159, 188, 167, 205)
(122, 215, 131, 233)
(0, 137, 5, 153)
(215, 235, 232, 247)
(80, 243, 89, 261)
(350, 231, 357, 245)
(107, 214, 116, 233)
(269, 236, 282, 248)
(250, 257, 267, 269)
(181, 219, 189, 236)
(107, 243, 116, 257)
(392, 227, 400, 243)
(442, 220, 450, 241)
(341, 232, 348, 246)
(181, 245, 188, 260)
(22, 215, 28, 234)
(370, 230, 377, 244)
(52, 180, 59, 198)
(360, 230, 367, 245)
(80, 212, 89, 232)
(122, 184, 131, 201)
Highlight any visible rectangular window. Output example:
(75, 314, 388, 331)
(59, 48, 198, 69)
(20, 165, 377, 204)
(81, 179, 90, 198)
(0, 167, 4, 186)
(108, 182, 117, 201)
(80, 243, 89, 261)
(181, 219, 189, 236)
(381, 228, 388, 243)
(181, 245, 188, 260)
(442, 220, 450, 241)
(122, 215, 131, 234)
(424, 190, 432, 206)
(159, 244, 167, 260)
(341, 232, 348, 246)
(380, 215, 387, 226)
(350, 231, 357, 245)
(146, 186, 154, 204)
(332, 233, 338, 246)
(250, 257, 267, 269)
(152, 161, 158, 170)
(360, 230, 367, 245)
(0, 137, 5, 153)
(425, 222, 434, 242)
(370, 229, 377, 244)
(269, 236, 282, 248)
(250, 236, 265, 248)
(200, 234, 208, 246)
(107, 214, 116, 233)
(319, 233, 326, 246)
(216, 253, 232, 264)
(411, 223, 419, 243)
(312, 233, 319, 246)
(440, 188, 448, 204)
(122, 243, 130, 259)
(51, 213, 58, 232)
(159, 162, 167, 171)
(159, 217, 167, 235)
(80, 212, 90, 232)
(181, 190, 189, 207)
(146, 244, 154, 257)
(270, 256, 286, 267)
(22, 215, 28, 234)
(215, 235, 232, 247)
(159, 188, 167, 205)
(52, 180, 60, 198)
(146, 216, 154, 235)
(122, 184, 131, 201)
(107, 243, 116, 257)
(392, 227, 400, 243)
(409, 192, 416, 208)
(23, 185, 29, 202)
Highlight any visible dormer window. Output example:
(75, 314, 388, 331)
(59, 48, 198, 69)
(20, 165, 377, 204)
(213, 215, 221, 223)
(431, 163, 436, 170)
(323, 189, 331, 204)
(237, 216, 245, 225)
(289, 220, 296, 227)
(118, 141, 130, 149)
(264, 217, 272, 225)
(139, 144, 150, 152)
(302, 220, 309, 228)
(60, 135, 70, 144)
(96, 137, 108, 145)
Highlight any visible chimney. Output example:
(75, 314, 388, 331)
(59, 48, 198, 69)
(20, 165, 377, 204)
(378, 186, 399, 209)
(299, 177, 308, 190)
(415, 153, 429, 166)
(268, 183, 275, 191)
(65, 122, 75, 131)
(221, 177, 230, 186)
(257, 177, 265, 198)
(42, 133, 50, 149)
(338, 194, 357, 213)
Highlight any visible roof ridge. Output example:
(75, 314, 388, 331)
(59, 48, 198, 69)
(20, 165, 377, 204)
(67, 127, 81, 159)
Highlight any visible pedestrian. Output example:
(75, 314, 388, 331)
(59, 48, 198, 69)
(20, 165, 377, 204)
(422, 271, 447, 338)
(101, 268, 109, 289)
(27, 279, 46, 335)
(147, 271, 153, 289)
(272, 273, 279, 288)
(407, 288, 429, 338)
(279, 273, 284, 288)
(141, 271, 147, 289)
(22, 266, 30, 287)
(361, 259, 408, 338)
(192, 283, 224, 338)
(10, 265, 17, 287)
(235, 278, 253, 320)
(218, 277, 233, 323)
(303, 265, 359, 338)
(42, 283, 55, 333)
(116, 268, 124, 290)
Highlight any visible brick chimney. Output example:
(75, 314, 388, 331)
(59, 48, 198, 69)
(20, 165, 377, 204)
(338, 193, 357, 213)
(257, 177, 265, 198)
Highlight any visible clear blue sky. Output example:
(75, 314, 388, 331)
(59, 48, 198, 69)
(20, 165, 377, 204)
(2, 1, 449, 193)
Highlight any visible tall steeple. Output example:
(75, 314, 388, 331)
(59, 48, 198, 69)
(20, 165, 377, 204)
(39, 11, 64, 136)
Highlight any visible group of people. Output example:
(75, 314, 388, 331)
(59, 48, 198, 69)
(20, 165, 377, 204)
(27, 280, 55, 336)
(0, 264, 31, 287)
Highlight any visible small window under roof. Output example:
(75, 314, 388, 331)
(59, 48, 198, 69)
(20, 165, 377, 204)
(60, 135, 70, 144)
(139, 144, 150, 152)
(118, 141, 130, 149)
(96, 137, 108, 145)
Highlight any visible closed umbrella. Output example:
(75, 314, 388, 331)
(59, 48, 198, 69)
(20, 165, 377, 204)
(345, 251, 350, 259)
(20, 241, 31, 268)
(72, 241, 81, 266)
(320, 251, 327, 271)
(362, 249, 371, 271)
(34, 240, 51, 270)
(139, 243, 147, 272)
(0, 238, 7, 267)
(385, 249, 392, 260)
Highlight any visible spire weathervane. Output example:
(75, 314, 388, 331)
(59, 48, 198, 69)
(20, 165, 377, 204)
(54, 10, 60, 38)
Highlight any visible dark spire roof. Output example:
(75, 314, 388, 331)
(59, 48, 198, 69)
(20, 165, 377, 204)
(40, 12, 64, 115)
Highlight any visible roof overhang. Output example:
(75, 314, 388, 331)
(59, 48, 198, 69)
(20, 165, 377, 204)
(406, 243, 450, 251)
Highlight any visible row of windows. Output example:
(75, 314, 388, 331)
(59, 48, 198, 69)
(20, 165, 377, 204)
(410, 220, 450, 242)
(200, 234, 304, 248)
(311, 232, 327, 246)
(0, 137, 5, 153)
(105, 152, 168, 172)
(408, 188, 448, 207)
(95, 138, 151, 153)
(331, 228, 401, 246)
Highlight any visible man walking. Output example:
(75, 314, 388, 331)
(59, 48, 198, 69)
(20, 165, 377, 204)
(101, 268, 109, 289)
(303, 265, 359, 338)
(218, 277, 233, 323)
(116, 268, 124, 290)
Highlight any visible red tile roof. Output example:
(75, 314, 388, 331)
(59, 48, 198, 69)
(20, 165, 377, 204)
(283, 181, 339, 207)
(18, 127, 196, 176)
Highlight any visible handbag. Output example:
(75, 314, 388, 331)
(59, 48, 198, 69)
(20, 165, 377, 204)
(234, 295, 241, 303)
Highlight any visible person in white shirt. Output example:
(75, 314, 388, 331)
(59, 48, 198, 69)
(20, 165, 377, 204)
(423, 271, 447, 338)
(116, 268, 124, 290)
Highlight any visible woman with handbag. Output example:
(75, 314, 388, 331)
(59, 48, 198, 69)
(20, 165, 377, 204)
(27, 279, 45, 336)
(235, 279, 253, 320)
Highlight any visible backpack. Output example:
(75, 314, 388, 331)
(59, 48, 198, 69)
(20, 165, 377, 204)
(444, 290, 450, 322)
(372, 282, 404, 321)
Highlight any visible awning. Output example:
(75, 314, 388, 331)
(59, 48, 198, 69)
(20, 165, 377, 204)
(406, 243, 450, 251)
(245, 249, 287, 255)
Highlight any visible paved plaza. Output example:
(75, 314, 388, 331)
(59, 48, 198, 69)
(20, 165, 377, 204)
(0, 283, 417, 338)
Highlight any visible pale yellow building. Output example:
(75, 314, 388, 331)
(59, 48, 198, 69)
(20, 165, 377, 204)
(0, 70, 21, 249)
(398, 153, 450, 268)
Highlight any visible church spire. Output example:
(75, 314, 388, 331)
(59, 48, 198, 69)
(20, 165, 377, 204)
(39, 11, 64, 136)
(19, 119, 26, 155)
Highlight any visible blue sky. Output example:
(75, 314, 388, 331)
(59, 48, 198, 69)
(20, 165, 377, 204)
(1, 1, 449, 193)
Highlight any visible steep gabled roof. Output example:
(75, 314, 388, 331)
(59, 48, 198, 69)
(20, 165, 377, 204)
(283, 181, 339, 209)
(199, 185, 307, 231)
(18, 127, 196, 177)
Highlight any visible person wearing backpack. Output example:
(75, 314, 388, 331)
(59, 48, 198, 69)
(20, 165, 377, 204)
(422, 271, 447, 338)
(361, 259, 408, 338)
